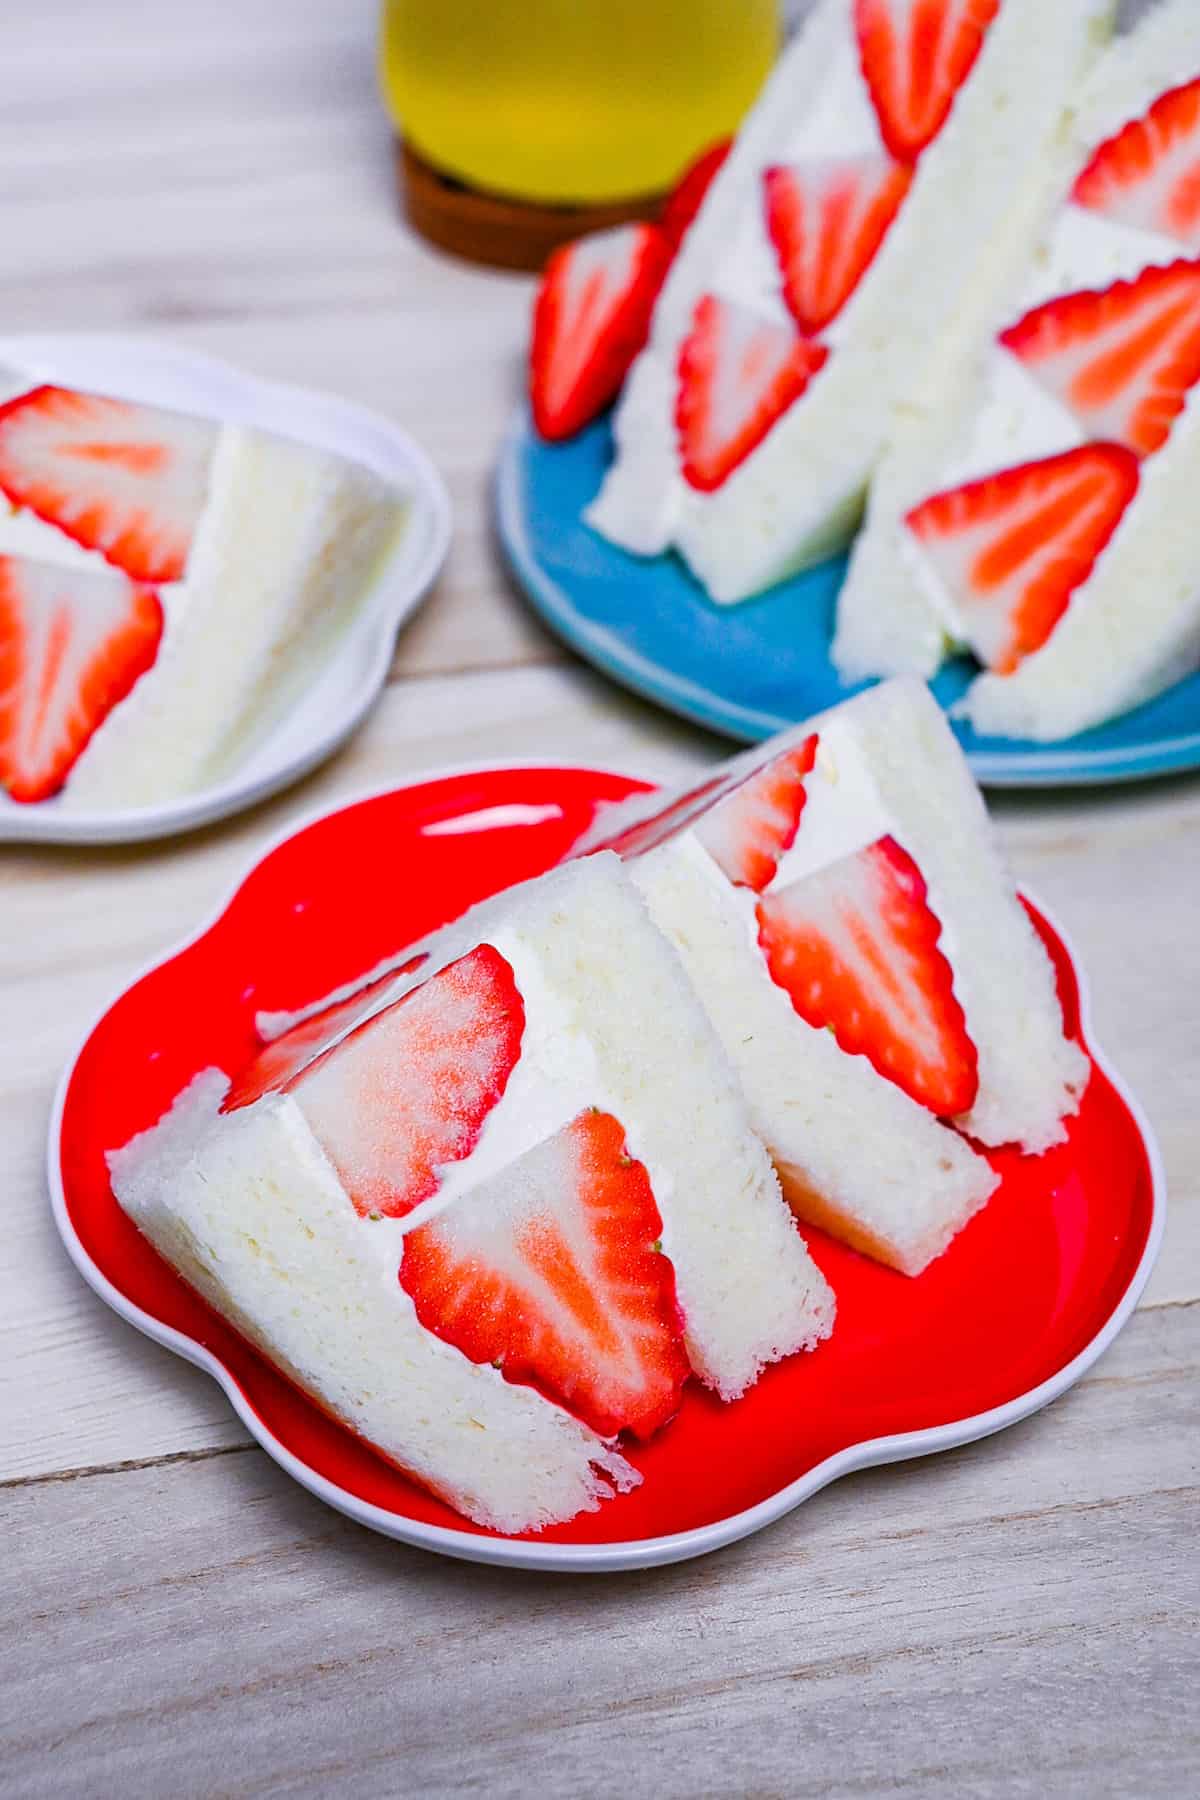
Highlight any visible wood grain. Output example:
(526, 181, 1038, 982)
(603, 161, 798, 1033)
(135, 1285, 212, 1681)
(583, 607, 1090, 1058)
(4, 1302, 1196, 1799)
(0, 0, 561, 686)
(0, 0, 1193, 1791)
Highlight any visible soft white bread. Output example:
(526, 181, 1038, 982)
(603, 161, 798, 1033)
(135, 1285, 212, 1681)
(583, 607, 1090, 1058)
(111, 1069, 637, 1535)
(632, 833, 996, 1277)
(819, 680, 1090, 1144)
(580, 679, 1088, 1156)
(589, 0, 1114, 603)
(959, 387, 1200, 740)
(284, 853, 836, 1398)
(573, 679, 1092, 1274)
(66, 428, 406, 808)
(463, 855, 836, 1397)
(112, 854, 833, 1532)
(835, 0, 1200, 709)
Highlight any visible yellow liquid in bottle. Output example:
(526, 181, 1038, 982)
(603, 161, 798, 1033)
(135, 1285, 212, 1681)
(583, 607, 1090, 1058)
(380, 0, 779, 206)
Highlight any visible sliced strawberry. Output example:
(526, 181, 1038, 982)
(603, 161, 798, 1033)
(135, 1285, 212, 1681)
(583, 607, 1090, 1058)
(854, 0, 998, 163)
(224, 957, 428, 1112)
(1073, 78, 1200, 251)
(696, 735, 818, 891)
(764, 155, 912, 334)
(400, 1108, 689, 1441)
(661, 138, 733, 248)
(530, 224, 672, 440)
(595, 775, 727, 861)
(999, 261, 1200, 458)
(284, 945, 524, 1220)
(0, 387, 216, 583)
(757, 835, 978, 1116)
(905, 444, 1139, 673)
(676, 294, 828, 491)
(0, 554, 163, 802)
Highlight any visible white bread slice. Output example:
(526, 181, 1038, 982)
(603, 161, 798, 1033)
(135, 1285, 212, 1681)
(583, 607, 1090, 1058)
(587, 0, 1114, 604)
(575, 681, 1088, 1270)
(63, 427, 406, 807)
(111, 1069, 637, 1535)
(255, 856, 835, 1397)
(835, 0, 1200, 720)
(630, 833, 996, 1277)
(112, 854, 832, 1530)
(960, 386, 1200, 740)
(799, 679, 1090, 1146)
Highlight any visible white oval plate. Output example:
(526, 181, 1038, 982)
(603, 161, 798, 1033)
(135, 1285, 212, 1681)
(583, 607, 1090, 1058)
(0, 333, 451, 845)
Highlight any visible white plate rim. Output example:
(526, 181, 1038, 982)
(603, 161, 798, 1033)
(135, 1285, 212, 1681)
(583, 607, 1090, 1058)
(46, 758, 1168, 1573)
(0, 333, 453, 846)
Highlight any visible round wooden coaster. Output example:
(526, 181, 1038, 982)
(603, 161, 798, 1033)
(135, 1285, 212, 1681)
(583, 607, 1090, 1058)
(396, 139, 664, 272)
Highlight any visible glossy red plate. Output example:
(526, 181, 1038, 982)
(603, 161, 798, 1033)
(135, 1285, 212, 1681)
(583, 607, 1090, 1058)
(50, 765, 1165, 1571)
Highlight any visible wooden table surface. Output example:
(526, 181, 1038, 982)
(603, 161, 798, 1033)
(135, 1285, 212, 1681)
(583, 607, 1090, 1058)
(2, 3, 1197, 1795)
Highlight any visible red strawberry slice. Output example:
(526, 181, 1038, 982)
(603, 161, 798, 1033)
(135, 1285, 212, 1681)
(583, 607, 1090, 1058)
(0, 387, 216, 583)
(596, 774, 727, 861)
(854, 0, 999, 163)
(661, 138, 733, 248)
(0, 554, 163, 802)
(223, 956, 428, 1112)
(905, 445, 1138, 673)
(764, 155, 912, 334)
(998, 261, 1200, 458)
(676, 294, 829, 491)
(530, 224, 672, 440)
(1073, 77, 1200, 251)
(400, 1108, 689, 1440)
(757, 834, 978, 1117)
(696, 735, 819, 891)
(284, 945, 524, 1220)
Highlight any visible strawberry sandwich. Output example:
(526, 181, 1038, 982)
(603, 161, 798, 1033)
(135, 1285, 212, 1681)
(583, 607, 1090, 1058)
(577, 679, 1088, 1276)
(111, 853, 834, 1534)
(835, 0, 1200, 739)
(0, 380, 406, 808)
(583, 0, 1112, 604)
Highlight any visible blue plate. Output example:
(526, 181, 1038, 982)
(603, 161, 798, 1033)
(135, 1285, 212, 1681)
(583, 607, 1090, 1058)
(495, 408, 1200, 787)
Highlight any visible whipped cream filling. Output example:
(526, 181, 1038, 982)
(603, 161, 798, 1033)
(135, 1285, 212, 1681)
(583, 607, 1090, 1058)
(589, 1, 900, 555)
(401, 927, 625, 1233)
(770, 724, 894, 887)
(904, 198, 1194, 640)
(678, 720, 967, 1063)
(260, 928, 675, 1292)
(710, 9, 884, 346)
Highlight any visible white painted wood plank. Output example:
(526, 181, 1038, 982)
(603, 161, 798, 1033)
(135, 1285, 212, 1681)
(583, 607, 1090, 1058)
(0, 0, 556, 685)
(4, 1301, 1196, 1799)
(0, 22, 1190, 1784)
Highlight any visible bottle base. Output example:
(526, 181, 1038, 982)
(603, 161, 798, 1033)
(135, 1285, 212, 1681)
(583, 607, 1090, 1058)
(396, 138, 664, 272)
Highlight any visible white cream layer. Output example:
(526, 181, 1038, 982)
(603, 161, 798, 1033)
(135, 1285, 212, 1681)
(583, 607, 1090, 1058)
(0, 378, 405, 810)
(590, 0, 1111, 604)
(904, 198, 1194, 643)
(702, 6, 885, 346)
(677, 714, 967, 1052)
(586, 0, 888, 558)
(251, 928, 674, 1286)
